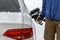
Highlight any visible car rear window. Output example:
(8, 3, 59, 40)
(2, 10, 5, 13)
(0, 0, 20, 12)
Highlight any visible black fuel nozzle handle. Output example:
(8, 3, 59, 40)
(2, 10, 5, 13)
(29, 8, 40, 18)
(29, 8, 46, 25)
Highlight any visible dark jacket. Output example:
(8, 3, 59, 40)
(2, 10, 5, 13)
(40, 0, 60, 21)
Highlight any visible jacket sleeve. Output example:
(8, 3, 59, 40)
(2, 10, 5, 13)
(40, 0, 46, 20)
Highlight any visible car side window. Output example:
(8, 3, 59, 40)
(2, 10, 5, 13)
(0, 0, 21, 12)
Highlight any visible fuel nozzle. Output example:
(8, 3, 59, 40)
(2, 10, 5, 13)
(29, 8, 46, 25)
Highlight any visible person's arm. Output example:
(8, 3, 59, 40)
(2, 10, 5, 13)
(40, 0, 46, 20)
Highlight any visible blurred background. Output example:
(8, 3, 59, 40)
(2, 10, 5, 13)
(24, 0, 42, 11)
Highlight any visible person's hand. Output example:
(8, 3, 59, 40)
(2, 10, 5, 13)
(36, 16, 41, 22)
(36, 16, 43, 25)
(36, 16, 45, 25)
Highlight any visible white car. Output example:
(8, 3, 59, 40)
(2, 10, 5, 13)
(0, 0, 36, 40)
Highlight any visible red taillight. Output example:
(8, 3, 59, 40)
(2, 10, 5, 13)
(3, 28, 33, 40)
(16, 38, 22, 40)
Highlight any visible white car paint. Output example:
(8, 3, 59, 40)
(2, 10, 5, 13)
(32, 19, 45, 40)
(0, 0, 36, 40)
(0, 0, 46, 40)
